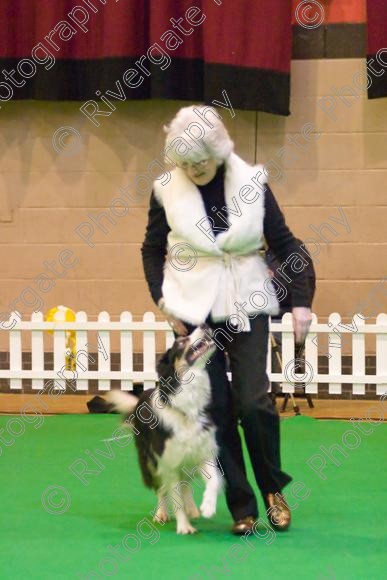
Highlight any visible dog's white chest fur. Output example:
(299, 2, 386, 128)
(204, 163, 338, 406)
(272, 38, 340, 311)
(160, 417, 216, 473)
(156, 371, 217, 473)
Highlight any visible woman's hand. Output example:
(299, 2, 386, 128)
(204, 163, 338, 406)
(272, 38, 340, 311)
(292, 307, 312, 344)
(158, 298, 189, 336)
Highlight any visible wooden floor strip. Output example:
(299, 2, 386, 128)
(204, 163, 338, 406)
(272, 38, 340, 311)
(1, 394, 385, 420)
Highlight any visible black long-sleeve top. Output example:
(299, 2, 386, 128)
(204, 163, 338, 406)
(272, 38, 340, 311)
(141, 164, 313, 310)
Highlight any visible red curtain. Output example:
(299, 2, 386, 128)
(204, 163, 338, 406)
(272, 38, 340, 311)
(0, 0, 292, 114)
(367, 0, 387, 99)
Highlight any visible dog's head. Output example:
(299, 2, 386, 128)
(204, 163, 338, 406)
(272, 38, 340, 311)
(157, 324, 215, 397)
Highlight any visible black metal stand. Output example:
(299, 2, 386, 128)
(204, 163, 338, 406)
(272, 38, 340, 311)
(280, 391, 314, 414)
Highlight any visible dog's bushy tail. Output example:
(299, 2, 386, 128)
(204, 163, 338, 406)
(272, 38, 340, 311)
(105, 390, 138, 414)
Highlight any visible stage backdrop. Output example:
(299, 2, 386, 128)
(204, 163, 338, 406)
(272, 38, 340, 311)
(367, 0, 387, 99)
(0, 0, 293, 115)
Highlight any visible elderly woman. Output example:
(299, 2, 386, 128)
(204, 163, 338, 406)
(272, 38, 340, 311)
(141, 105, 312, 534)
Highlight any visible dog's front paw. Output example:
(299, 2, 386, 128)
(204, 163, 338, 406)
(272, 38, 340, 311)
(200, 498, 216, 519)
(177, 522, 198, 535)
(153, 511, 169, 524)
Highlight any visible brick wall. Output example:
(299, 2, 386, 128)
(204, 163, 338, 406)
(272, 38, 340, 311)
(1, 1, 386, 353)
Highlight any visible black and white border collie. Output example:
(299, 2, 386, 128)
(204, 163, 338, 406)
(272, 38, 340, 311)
(106, 324, 223, 535)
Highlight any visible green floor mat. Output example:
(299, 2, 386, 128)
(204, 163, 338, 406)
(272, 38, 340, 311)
(1, 413, 386, 579)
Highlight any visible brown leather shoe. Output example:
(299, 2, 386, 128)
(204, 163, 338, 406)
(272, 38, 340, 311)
(231, 516, 256, 535)
(263, 492, 291, 531)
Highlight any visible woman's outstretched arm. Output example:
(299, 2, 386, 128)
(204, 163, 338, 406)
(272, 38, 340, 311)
(263, 184, 312, 309)
(141, 191, 170, 305)
(263, 184, 313, 342)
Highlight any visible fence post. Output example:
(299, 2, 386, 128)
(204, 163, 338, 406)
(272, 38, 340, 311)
(75, 311, 89, 391)
(352, 315, 365, 395)
(305, 313, 318, 394)
(31, 311, 44, 391)
(120, 311, 133, 391)
(165, 326, 175, 350)
(9, 311, 22, 390)
(143, 312, 156, 390)
(53, 316, 67, 392)
(376, 313, 387, 396)
(328, 312, 342, 395)
(281, 312, 295, 394)
(97, 311, 110, 391)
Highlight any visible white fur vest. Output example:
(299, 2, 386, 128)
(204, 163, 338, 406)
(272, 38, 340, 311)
(154, 153, 279, 330)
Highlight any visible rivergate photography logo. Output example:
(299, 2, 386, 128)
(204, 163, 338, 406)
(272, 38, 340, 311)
(52, 126, 83, 156)
(295, 1, 325, 29)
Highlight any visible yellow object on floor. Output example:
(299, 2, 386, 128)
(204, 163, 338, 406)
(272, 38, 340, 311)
(45, 305, 76, 371)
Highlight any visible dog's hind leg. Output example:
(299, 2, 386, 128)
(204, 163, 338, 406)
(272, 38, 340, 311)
(181, 485, 200, 520)
(199, 459, 223, 519)
(153, 487, 169, 524)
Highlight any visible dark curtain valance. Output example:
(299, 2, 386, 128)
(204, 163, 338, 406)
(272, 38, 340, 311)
(0, 0, 292, 115)
(367, 0, 387, 99)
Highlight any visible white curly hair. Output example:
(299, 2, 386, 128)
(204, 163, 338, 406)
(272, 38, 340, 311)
(163, 104, 234, 166)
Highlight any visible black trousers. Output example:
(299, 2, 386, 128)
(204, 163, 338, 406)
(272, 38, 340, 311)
(183, 314, 292, 521)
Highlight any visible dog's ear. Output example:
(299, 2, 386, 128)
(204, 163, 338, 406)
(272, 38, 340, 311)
(156, 347, 175, 380)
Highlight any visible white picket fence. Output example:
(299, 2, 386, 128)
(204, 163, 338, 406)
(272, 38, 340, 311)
(0, 311, 386, 396)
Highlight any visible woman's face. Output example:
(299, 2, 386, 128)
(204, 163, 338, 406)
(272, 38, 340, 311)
(179, 158, 218, 186)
